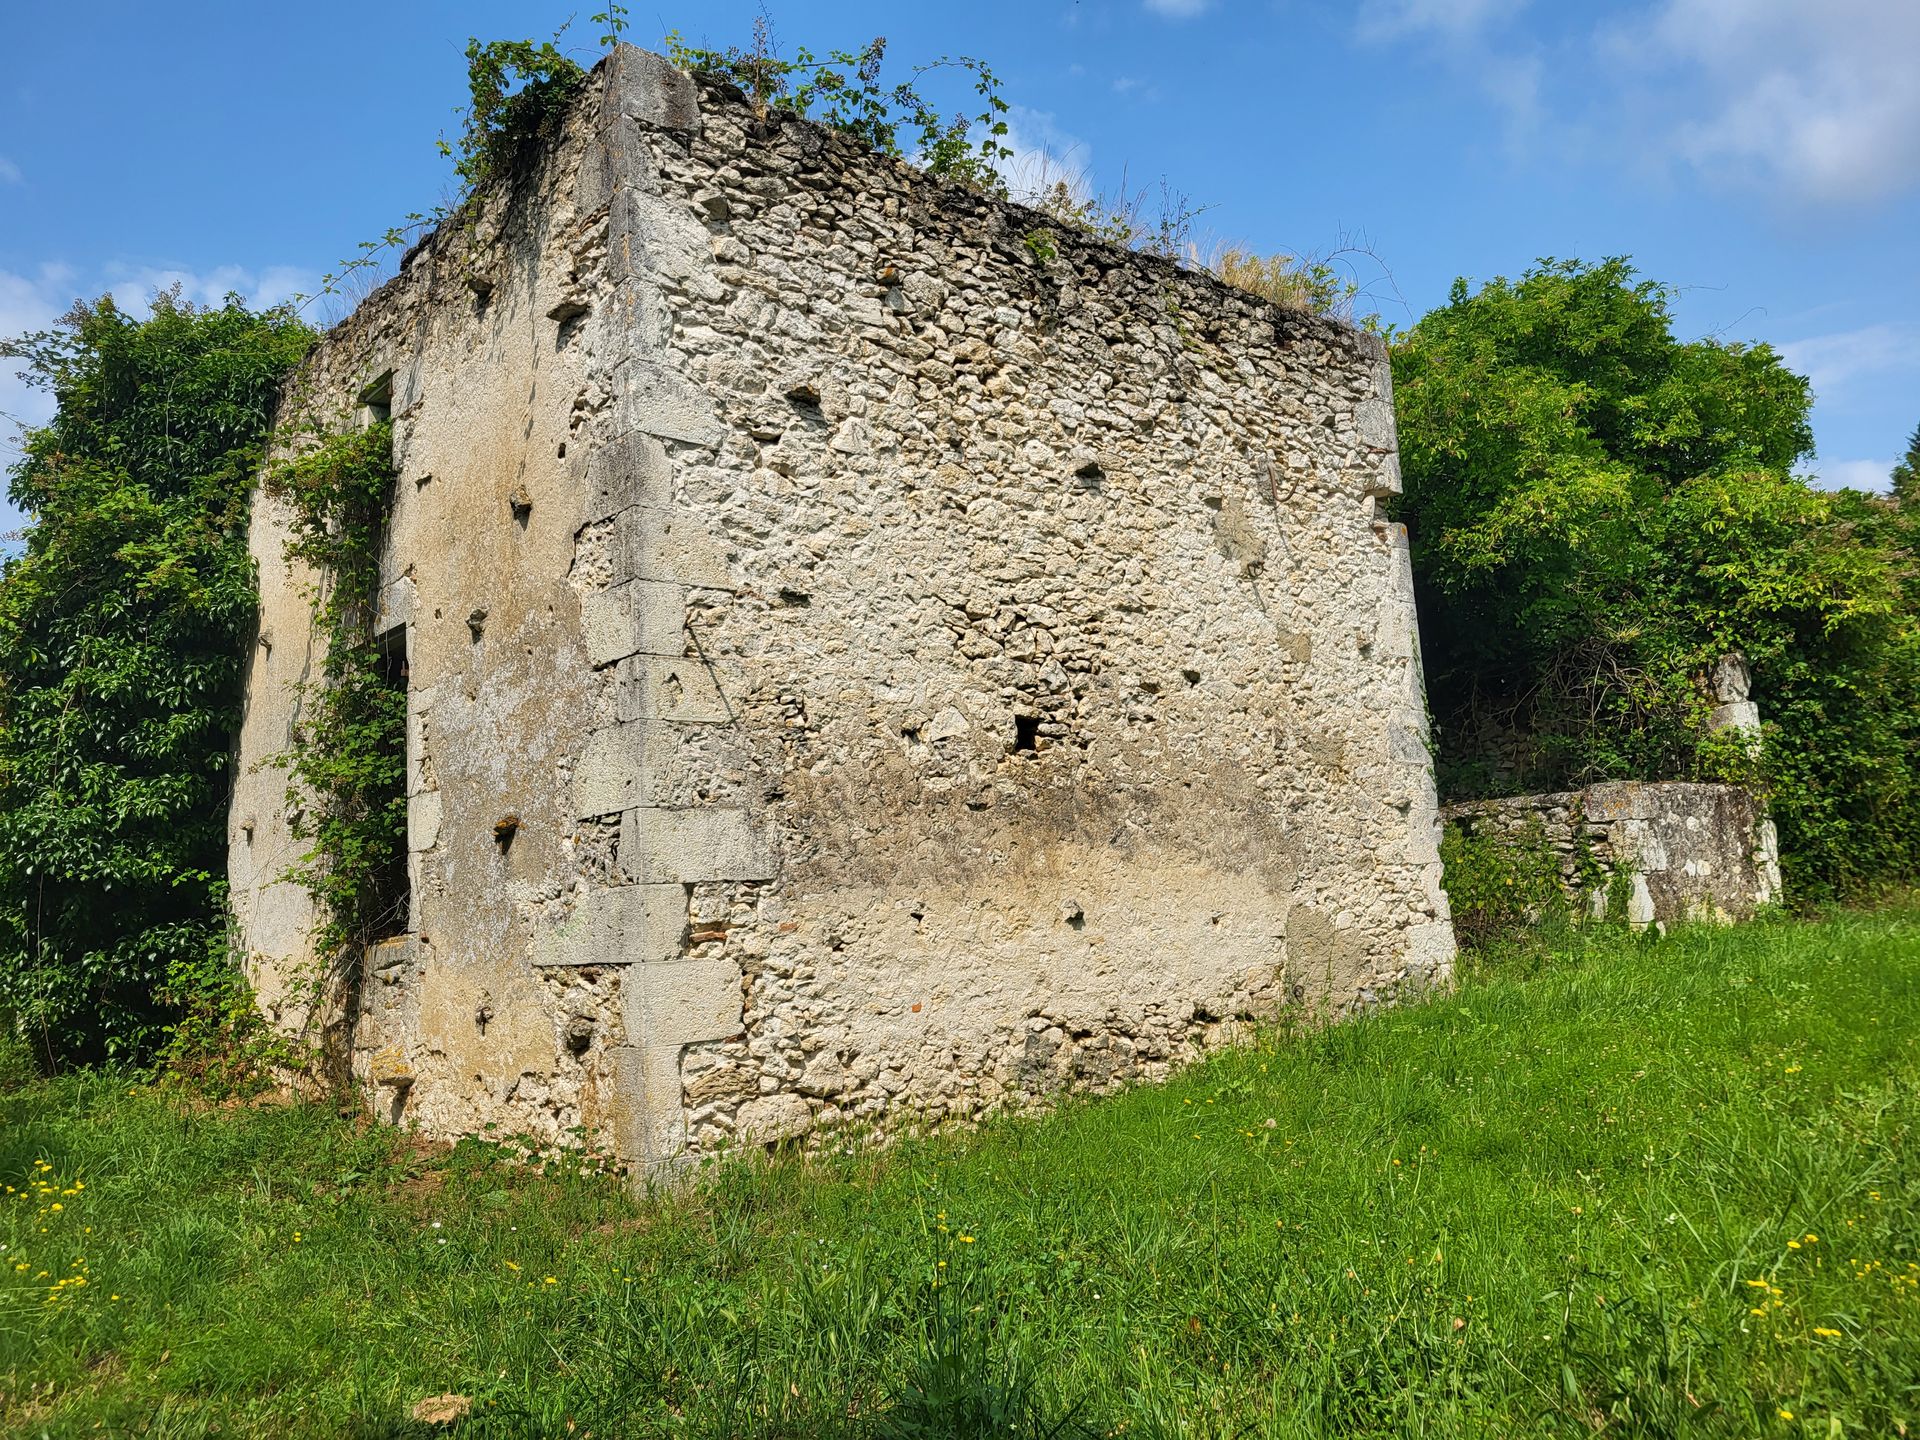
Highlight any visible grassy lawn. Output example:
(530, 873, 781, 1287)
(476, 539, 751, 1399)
(2, 909, 1917, 1438)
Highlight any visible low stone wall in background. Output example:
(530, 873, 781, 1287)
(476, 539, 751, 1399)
(1441, 781, 1782, 929)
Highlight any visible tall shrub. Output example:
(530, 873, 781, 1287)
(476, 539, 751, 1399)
(1392, 258, 1920, 899)
(0, 290, 312, 1064)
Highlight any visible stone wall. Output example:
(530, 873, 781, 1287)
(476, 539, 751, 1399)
(1440, 781, 1782, 929)
(231, 46, 1455, 1169)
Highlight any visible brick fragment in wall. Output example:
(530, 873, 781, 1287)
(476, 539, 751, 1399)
(618, 807, 775, 884)
(530, 883, 686, 967)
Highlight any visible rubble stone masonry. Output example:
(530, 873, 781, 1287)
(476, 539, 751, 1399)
(229, 46, 1456, 1169)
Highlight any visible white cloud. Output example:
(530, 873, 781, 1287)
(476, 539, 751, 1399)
(0, 265, 73, 473)
(0, 158, 20, 185)
(1359, 0, 1920, 207)
(996, 107, 1095, 206)
(1143, 0, 1211, 17)
(1352, 0, 1542, 147)
(1808, 457, 1895, 493)
(1776, 323, 1920, 401)
(1355, 0, 1525, 42)
(99, 262, 316, 315)
(1618, 0, 1920, 205)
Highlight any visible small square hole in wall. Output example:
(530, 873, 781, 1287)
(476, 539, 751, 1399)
(1013, 714, 1041, 753)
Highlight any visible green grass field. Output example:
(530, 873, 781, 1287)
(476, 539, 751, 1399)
(2, 909, 1917, 1438)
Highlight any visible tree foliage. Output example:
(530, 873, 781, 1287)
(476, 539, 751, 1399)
(0, 292, 313, 1063)
(1393, 258, 1920, 899)
(1891, 422, 1920, 506)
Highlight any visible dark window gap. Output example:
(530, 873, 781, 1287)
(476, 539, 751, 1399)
(369, 624, 411, 941)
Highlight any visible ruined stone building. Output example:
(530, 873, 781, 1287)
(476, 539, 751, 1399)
(228, 46, 1457, 1170)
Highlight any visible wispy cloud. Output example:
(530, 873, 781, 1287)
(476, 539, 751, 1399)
(1355, 0, 1525, 42)
(1358, 0, 1920, 208)
(1616, 0, 1920, 206)
(1143, 0, 1211, 18)
(1111, 74, 1162, 101)
(1352, 0, 1541, 148)
(0, 158, 21, 185)
(1777, 323, 1920, 400)
(1808, 457, 1895, 494)
(98, 262, 315, 315)
(996, 106, 1095, 204)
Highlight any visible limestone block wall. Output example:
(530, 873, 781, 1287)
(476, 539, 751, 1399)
(1440, 781, 1782, 928)
(231, 46, 1456, 1168)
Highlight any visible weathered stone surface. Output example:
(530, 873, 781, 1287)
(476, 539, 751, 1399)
(531, 884, 686, 967)
(230, 44, 1457, 1172)
(621, 957, 743, 1045)
(1441, 780, 1779, 929)
(580, 581, 686, 668)
(619, 807, 775, 883)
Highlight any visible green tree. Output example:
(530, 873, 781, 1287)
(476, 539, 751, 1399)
(0, 290, 313, 1064)
(1891, 421, 1920, 505)
(1393, 258, 1920, 899)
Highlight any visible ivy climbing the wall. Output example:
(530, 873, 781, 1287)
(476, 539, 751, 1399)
(262, 421, 408, 958)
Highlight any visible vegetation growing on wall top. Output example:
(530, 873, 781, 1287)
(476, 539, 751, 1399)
(665, 16, 1014, 197)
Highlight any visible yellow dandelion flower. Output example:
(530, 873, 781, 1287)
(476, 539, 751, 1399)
(959, 1235, 976, 1244)
(504, 1260, 521, 1272)
(1778, 1410, 1793, 1421)
(1813, 1327, 1841, 1338)
(544, 1276, 558, 1285)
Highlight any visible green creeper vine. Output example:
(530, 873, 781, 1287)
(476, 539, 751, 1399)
(262, 421, 408, 957)
(664, 22, 1013, 195)
(437, 35, 587, 192)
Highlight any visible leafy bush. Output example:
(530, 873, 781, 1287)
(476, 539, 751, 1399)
(439, 36, 587, 192)
(0, 292, 312, 1065)
(1393, 259, 1920, 900)
(1438, 820, 1568, 949)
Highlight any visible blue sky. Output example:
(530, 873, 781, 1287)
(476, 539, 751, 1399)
(4, 0, 1917, 531)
